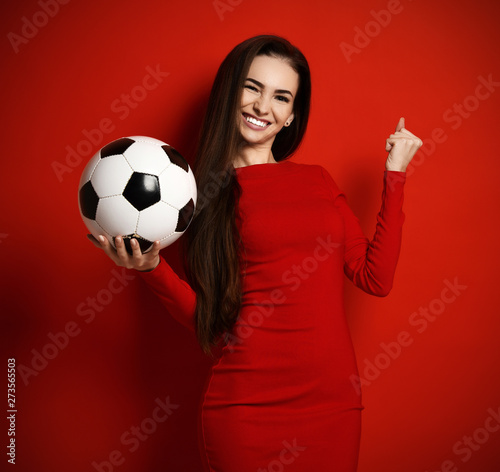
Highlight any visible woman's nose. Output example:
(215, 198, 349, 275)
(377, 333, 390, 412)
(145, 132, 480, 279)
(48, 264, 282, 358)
(253, 94, 271, 115)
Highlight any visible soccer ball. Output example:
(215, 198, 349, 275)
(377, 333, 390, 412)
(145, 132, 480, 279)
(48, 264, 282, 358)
(78, 136, 197, 254)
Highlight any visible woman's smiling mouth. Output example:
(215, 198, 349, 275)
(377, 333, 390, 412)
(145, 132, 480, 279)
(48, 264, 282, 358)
(243, 113, 271, 129)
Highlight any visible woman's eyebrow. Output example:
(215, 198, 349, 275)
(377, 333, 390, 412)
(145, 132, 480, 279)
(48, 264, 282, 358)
(245, 78, 294, 97)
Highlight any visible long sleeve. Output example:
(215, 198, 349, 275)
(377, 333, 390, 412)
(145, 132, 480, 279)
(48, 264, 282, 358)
(320, 168, 406, 297)
(138, 256, 196, 331)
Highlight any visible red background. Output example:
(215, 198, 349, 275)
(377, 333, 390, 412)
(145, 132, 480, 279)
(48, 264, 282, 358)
(1, 0, 499, 470)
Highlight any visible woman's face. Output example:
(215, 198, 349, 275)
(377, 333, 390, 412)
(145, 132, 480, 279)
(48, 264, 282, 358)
(239, 55, 299, 149)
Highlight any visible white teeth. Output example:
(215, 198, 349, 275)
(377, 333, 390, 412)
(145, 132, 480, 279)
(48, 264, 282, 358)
(245, 115, 268, 127)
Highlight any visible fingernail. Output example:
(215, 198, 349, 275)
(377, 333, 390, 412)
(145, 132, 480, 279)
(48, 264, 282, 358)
(98, 235, 105, 243)
(131, 239, 137, 246)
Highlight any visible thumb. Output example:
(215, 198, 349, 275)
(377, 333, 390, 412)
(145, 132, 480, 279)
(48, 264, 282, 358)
(87, 233, 103, 248)
(395, 116, 405, 132)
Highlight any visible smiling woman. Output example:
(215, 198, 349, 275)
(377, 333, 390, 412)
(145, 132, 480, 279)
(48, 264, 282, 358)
(186, 36, 312, 357)
(235, 55, 299, 166)
(89, 34, 422, 472)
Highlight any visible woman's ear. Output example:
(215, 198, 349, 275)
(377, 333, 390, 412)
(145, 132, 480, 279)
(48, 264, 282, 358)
(284, 113, 295, 127)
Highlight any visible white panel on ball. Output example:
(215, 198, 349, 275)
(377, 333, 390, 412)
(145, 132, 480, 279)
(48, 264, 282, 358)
(96, 196, 139, 236)
(124, 142, 171, 175)
(159, 165, 193, 209)
(127, 136, 167, 146)
(188, 171, 197, 205)
(91, 155, 133, 198)
(82, 216, 112, 243)
(79, 152, 101, 187)
(136, 202, 180, 243)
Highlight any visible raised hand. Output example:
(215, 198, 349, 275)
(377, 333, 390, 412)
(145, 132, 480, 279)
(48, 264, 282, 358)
(385, 117, 423, 172)
(87, 234, 161, 272)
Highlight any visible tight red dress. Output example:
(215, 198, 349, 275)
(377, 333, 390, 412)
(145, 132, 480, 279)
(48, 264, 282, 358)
(139, 160, 406, 471)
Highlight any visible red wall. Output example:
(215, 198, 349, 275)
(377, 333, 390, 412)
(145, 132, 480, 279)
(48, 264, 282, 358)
(1, 0, 499, 470)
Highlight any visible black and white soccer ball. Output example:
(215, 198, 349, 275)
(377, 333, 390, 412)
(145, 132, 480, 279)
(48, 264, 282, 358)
(78, 136, 197, 254)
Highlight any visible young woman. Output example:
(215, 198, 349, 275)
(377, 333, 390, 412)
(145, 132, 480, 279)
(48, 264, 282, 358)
(90, 35, 422, 472)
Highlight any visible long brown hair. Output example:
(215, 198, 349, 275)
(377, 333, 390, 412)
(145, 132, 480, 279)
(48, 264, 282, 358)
(185, 35, 311, 354)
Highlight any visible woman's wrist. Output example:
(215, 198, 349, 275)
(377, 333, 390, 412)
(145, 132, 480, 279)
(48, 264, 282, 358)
(138, 256, 161, 272)
(385, 162, 407, 172)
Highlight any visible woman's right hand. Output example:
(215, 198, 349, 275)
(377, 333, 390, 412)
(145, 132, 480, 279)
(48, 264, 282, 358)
(87, 234, 161, 272)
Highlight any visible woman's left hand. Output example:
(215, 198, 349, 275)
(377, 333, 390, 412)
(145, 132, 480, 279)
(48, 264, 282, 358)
(385, 117, 423, 172)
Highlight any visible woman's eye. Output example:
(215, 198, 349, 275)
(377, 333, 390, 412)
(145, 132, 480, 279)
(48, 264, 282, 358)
(244, 85, 258, 92)
(276, 95, 290, 103)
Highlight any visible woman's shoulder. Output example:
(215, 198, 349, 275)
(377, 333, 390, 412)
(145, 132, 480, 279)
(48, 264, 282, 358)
(286, 161, 344, 200)
(234, 159, 343, 201)
(236, 159, 340, 197)
(289, 161, 329, 175)
(234, 159, 334, 182)
(287, 161, 340, 188)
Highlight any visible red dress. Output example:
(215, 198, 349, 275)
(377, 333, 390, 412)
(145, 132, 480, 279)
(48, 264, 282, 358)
(139, 160, 406, 471)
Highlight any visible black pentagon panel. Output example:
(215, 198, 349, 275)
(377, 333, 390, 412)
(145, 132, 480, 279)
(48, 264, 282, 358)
(123, 173, 160, 211)
(113, 234, 153, 255)
(175, 199, 195, 232)
(79, 181, 99, 220)
(100, 137, 135, 158)
(162, 145, 189, 172)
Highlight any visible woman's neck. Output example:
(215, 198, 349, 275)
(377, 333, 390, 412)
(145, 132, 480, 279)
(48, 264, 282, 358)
(232, 143, 276, 168)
